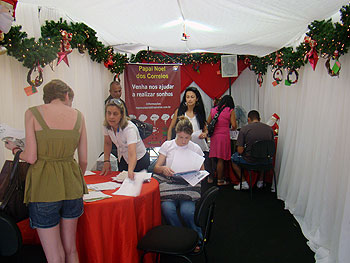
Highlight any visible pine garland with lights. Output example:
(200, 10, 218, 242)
(245, 3, 350, 75)
(1, 19, 128, 74)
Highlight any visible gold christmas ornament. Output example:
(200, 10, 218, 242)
(0, 46, 7, 55)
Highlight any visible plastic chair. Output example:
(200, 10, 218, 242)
(137, 186, 220, 263)
(238, 140, 277, 199)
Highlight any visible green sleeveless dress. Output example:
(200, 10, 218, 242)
(24, 106, 88, 204)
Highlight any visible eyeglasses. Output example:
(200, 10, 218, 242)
(109, 98, 122, 106)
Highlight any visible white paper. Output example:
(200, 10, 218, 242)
(83, 191, 112, 202)
(112, 173, 145, 197)
(87, 181, 121, 191)
(181, 170, 209, 186)
(112, 170, 152, 183)
(84, 170, 97, 176)
(0, 123, 25, 140)
(230, 130, 239, 140)
(171, 149, 205, 175)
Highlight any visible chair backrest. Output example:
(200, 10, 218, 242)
(0, 212, 22, 256)
(250, 140, 276, 161)
(194, 186, 219, 243)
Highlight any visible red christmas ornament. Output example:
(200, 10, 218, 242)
(57, 30, 73, 66)
(304, 36, 319, 71)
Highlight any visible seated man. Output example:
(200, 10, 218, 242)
(231, 110, 274, 190)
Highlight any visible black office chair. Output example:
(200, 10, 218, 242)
(137, 186, 220, 263)
(0, 212, 22, 258)
(238, 140, 277, 199)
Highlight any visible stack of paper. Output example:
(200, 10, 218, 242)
(83, 191, 112, 202)
(113, 172, 148, 197)
(87, 181, 121, 191)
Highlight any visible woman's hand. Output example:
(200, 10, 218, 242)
(4, 140, 17, 151)
(128, 170, 135, 180)
(162, 166, 175, 177)
(100, 162, 111, 176)
(198, 132, 207, 139)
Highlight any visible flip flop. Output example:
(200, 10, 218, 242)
(207, 176, 214, 184)
(217, 179, 230, 186)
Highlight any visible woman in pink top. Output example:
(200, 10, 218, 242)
(207, 95, 237, 186)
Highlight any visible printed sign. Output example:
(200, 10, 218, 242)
(124, 64, 181, 147)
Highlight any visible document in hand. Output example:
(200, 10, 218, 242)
(170, 148, 205, 175)
(112, 173, 145, 197)
(181, 170, 209, 186)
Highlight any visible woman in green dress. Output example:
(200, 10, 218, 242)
(5, 79, 88, 263)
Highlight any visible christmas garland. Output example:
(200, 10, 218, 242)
(1, 4, 350, 78)
(1, 19, 128, 74)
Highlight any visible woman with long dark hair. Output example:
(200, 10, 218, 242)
(167, 87, 209, 168)
(207, 95, 237, 185)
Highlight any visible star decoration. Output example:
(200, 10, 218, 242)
(57, 50, 72, 66)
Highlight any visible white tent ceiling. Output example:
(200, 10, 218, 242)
(18, 0, 350, 56)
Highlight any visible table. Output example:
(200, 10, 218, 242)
(17, 172, 161, 263)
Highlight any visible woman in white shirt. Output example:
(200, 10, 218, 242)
(154, 116, 204, 243)
(101, 99, 150, 179)
(167, 87, 211, 180)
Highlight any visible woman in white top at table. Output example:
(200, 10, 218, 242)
(154, 116, 204, 244)
(101, 99, 150, 178)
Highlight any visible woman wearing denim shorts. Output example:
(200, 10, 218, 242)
(6, 79, 88, 263)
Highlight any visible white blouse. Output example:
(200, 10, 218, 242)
(104, 121, 146, 163)
(185, 112, 209, 152)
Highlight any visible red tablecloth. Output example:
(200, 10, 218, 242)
(17, 172, 162, 263)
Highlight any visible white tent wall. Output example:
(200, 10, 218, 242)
(0, 50, 112, 171)
(252, 56, 350, 263)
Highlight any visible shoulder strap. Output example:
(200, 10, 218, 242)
(73, 110, 82, 131)
(29, 106, 49, 130)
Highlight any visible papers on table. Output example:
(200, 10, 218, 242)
(112, 172, 148, 197)
(83, 191, 112, 202)
(111, 171, 152, 183)
(84, 170, 97, 176)
(181, 170, 210, 186)
(171, 149, 205, 175)
(87, 181, 121, 191)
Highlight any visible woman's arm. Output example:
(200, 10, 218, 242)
(167, 109, 178, 140)
(127, 143, 137, 180)
(6, 109, 37, 164)
(77, 114, 88, 176)
(230, 109, 237, 130)
(100, 135, 112, 175)
(154, 153, 174, 177)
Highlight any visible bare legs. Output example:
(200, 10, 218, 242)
(37, 218, 79, 263)
(216, 158, 224, 182)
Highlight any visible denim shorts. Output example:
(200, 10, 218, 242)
(28, 198, 84, 229)
(231, 152, 272, 165)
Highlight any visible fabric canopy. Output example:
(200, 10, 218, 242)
(18, 0, 349, 56)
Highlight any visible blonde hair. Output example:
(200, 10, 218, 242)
(43, 79, 74, 104)
(103, 100, 129, 130)
(175, 116, 193, 135)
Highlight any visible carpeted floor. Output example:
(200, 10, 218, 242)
(162, 181, 315, 263)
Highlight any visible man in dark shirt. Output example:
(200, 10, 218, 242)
(231, 110, 274, 190)
(105, 81, 128, 116)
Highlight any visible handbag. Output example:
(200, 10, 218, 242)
(207, 107, 225, 137)
(130, 119, 153, 140)
(0, 150, 29, 222)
